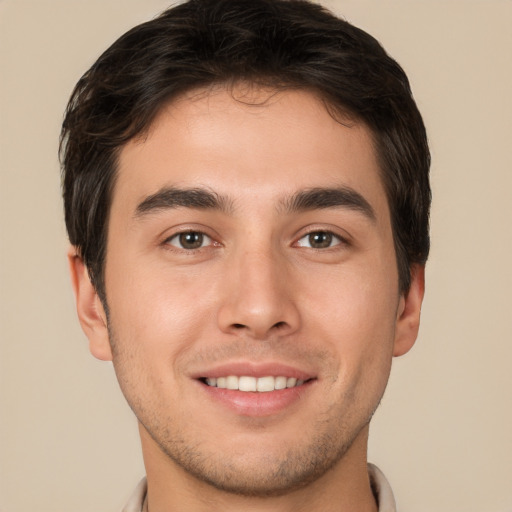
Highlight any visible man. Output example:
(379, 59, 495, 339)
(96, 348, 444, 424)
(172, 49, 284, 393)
(60, 0, 430, 510)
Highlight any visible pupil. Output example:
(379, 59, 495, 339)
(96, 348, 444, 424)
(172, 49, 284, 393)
(309, 232, 332, 248)
(180, 232, 203, 249)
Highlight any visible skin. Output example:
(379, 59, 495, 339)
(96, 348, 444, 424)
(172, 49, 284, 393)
(69, 86, 424, 512)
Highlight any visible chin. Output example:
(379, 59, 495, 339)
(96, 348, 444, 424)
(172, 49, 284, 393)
(148, 415, 369, 498)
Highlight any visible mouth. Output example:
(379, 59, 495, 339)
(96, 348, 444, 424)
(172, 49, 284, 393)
(201, 375, 308, 392)
(193, 362, 317, 416)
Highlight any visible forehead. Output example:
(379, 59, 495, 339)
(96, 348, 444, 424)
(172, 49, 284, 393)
(114, 86, 388, 219)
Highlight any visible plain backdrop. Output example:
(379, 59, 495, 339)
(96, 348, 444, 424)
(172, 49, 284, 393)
(1, 0, 511, 511)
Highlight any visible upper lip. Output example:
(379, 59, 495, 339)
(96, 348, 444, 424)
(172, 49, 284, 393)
(190, 361, 315, 381)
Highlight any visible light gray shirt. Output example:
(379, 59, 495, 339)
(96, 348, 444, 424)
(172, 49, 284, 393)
(122, 463, 396, 512)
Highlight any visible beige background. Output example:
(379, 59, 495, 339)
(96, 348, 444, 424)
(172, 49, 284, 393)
(1, 0, 511, 510)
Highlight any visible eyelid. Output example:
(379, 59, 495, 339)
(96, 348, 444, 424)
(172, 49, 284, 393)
(166, 231, 213, 249)
(160, 225, 221, 252)
(294, 227, 350, 249)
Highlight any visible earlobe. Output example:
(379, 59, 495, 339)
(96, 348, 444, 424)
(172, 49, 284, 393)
(393, 264, 425, 357)
(67, 246, 113, 361)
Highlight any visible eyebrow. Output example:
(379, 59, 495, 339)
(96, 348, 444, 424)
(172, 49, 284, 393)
(134, 185, 375, 222)
(280, 187, 376, 222)
(135, 186, 233, 217)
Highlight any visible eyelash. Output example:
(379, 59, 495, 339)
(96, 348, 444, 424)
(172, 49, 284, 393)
(164, 231, 215, 250)
(163, 229, 348, 252)
(295, 230, 346, 249)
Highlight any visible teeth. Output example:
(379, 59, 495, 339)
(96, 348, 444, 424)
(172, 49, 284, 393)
(286, 377, 297, 388)
(275, 376, 287, 390)
(256, 376, 275, 392)
(226, 375, 238, 390)
(204, 376, 306, 392)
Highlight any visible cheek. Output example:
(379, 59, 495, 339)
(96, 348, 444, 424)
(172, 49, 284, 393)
(104, 268, 206, 417)
(105, 257, 215, 368)
(303, 264, 398, 384)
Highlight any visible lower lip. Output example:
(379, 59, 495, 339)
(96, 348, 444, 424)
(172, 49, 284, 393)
(198, 380, 314, 417)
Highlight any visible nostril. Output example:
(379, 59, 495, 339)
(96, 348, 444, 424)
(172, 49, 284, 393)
(273, 321, 287, 329)
(233, 323, 246, 329)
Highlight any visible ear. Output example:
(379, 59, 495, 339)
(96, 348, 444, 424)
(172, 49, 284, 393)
(67, 246, 112, 361)
(393, 264, 425, 357)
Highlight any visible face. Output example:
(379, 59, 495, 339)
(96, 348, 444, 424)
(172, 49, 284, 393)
(71, 86, 423, 497)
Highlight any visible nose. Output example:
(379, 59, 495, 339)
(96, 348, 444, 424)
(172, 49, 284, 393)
(217, 248, 301, 340)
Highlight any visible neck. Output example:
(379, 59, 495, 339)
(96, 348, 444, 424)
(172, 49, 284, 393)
(140, 425, 378, 512)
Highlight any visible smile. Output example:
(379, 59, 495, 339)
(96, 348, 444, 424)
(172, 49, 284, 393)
(204, 375, 305, 392)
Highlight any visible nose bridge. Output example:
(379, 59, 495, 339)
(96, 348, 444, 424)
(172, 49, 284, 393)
(217, 241, 300, 339)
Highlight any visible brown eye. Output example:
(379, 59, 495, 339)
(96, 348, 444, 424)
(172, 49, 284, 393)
(309, 232, 332, 248)
(297, 231, 341, 249)
(167, 231, 211, 250)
